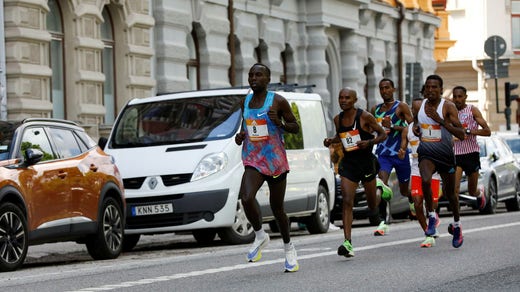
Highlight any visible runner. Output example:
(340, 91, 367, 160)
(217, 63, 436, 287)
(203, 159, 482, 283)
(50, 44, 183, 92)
(452, 85, 491, 214)
(411, 75, 466, 248)
(323, 87, 387, 257)
(370, 78, 414, 236)
(235, 63, 300, 272)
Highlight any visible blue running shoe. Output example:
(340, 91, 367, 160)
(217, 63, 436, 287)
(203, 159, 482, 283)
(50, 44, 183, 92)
(425, 213, 439, 236)
(247, 233, 270, 262)
(452, 225, 463, 248)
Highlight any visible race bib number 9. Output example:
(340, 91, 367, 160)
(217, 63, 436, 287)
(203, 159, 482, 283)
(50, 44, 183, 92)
(339, 130, 361, 152)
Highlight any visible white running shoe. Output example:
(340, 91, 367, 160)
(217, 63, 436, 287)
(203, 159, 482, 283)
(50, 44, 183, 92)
(284, 243, 299, 272)
(247, 233, 270, 262)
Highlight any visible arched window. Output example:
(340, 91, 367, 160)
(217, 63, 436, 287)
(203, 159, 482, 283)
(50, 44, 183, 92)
(46, 0, 65, 119)
(101, 8, 115, 125)
(186, 30, 200, 90)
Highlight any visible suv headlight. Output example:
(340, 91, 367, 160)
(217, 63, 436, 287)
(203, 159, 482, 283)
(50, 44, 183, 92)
(192, 152, 228, 181)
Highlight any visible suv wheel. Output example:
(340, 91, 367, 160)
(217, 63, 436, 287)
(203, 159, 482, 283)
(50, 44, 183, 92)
(0, 203, 28, 272)
(306, 185, 330, 234)
(86, 197, 124, 259)
(218, 200, 254, 244)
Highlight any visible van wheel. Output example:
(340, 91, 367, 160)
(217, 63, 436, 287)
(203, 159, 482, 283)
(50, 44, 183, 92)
(122, 234, 141, 252)
(306, 185, 330, 234)
(86, 197, 124, 260)
(0, 203, 28, 272)
(218, 200, 254, 244)
(193, 229, 217, 244)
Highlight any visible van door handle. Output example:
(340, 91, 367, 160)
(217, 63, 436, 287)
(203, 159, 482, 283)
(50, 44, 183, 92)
(57, 171, 67, 179)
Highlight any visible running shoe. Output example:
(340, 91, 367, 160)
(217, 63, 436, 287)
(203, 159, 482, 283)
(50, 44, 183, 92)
(373, 221, 389, 236)
(247, 233, 270, 262)
(425, 213, 439, 236)
(337, 239, 355, 258)
(478, 185, 487, 210)
(376, 178, 393, 201)
(409, 202, 416, 217)
(452, 225, 463, 248)
(420, 236, 435, 248)
(284, 244, 299, 272)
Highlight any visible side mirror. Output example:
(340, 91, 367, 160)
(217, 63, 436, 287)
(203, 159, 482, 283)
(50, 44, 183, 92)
(490, 152, 500, 162)
(98, 137, 108, 150)
(24, 148, 43, 165)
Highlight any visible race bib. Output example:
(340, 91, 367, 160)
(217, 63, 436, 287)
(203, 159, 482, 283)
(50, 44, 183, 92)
(420, 123, 442, 142)
(339, 130, 361, 152)
(246, 119, 269, 141)
(409, 140, 419, 158)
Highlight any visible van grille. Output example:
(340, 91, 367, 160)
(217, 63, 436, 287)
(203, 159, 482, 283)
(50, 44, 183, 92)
(123, 173, 193, 189)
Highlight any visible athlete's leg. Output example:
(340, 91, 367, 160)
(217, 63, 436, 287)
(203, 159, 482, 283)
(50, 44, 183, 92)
(239, 167, 267, 231)
(419, 159, 436, 213)
(341, 177, 359, 241)
(454, 166, 464, 196)
(440, 170, 460, 223)
(268, 176, 290, 243)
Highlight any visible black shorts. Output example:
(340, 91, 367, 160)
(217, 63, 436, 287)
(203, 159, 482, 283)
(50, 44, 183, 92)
(244, 166, 288, 184)
(338, 154, 380, 183)
(455, 152, 481, 175)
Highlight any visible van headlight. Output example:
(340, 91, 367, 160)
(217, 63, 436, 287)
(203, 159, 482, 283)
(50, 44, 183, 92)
(192, 152, 228, 181)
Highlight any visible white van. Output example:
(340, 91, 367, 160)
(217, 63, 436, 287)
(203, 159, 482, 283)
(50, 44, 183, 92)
(101, 86, 335, 250)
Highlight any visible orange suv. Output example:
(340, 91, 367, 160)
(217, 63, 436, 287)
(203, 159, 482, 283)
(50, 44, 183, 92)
(0, 118, 125, 272)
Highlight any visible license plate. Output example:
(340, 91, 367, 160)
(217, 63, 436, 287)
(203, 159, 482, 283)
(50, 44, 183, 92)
(131, 203, 173, 216)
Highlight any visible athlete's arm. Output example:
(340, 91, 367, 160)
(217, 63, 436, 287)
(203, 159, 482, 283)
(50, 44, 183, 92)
(471, 106, 491, 136)
(411, 100, 422, 137)
(269, 94, 299, 134)
(398, 125, 408, 160)
(324, 114, 341, 147)
(359, 110, 387, 149)
(443, 101, 465, 141)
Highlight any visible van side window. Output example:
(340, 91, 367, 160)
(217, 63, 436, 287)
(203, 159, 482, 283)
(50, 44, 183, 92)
(284, 102, 303, 150)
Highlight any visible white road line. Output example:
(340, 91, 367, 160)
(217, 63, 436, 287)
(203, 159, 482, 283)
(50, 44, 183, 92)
(69, 222, 520, 292)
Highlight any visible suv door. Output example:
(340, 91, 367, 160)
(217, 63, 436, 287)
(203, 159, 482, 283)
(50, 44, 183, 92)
(19, 126, 71, 231)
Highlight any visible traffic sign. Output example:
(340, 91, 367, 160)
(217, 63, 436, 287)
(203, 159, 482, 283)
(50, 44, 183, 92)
(483, 58, 510, 79)
(484, 35, 506, 59)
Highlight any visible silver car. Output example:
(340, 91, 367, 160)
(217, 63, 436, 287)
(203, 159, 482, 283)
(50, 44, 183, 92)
(439, 135, 520, 214)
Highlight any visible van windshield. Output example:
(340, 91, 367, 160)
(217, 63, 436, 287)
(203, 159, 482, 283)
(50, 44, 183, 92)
(110, 95, 243, 148)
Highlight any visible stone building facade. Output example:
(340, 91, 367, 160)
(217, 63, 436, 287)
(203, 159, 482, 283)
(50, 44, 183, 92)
(1, 0, 440, 138)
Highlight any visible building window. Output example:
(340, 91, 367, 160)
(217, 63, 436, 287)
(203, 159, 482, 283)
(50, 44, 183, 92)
(101, 8, 115, 125)
(47, 0, 65, 119)
(512, 1, 520, 52)
(186, 30, 200, 90)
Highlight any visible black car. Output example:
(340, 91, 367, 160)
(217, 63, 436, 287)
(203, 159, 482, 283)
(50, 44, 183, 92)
(331, 172, 410, 226)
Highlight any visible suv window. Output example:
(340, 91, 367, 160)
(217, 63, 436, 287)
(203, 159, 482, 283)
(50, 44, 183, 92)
(48, 127, 83, 158)
(111, 95, 243, 148)
(20, 127, 56, 161)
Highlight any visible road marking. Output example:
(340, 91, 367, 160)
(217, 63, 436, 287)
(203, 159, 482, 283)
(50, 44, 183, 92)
(70, 221, 520, 292)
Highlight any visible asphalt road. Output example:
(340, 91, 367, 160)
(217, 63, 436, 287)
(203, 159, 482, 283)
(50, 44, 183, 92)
(2, 206, 519, 292)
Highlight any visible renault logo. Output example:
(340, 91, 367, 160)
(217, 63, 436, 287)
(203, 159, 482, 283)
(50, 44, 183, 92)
(148, 177, 158, 189)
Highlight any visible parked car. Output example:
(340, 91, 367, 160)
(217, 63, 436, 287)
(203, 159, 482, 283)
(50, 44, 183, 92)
(0, 118, 125, 272)
(331, 171, 411, 226)
(438, 135, 520, 214)
(499, 132, 520, 161)
(100, 85, 335, 249)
